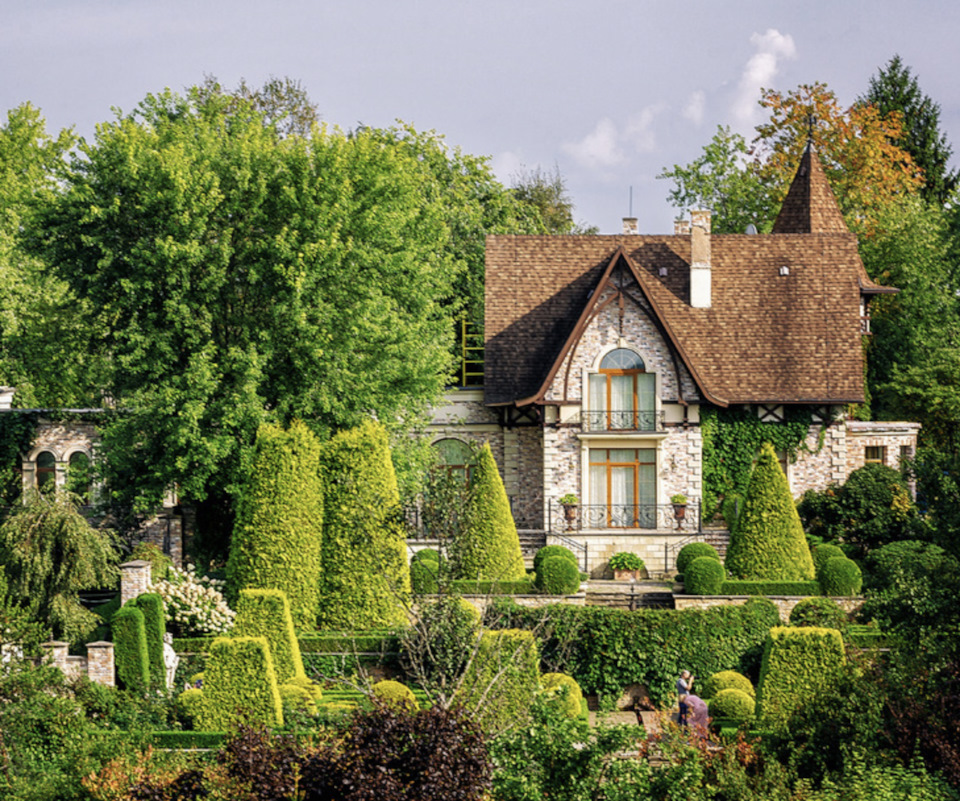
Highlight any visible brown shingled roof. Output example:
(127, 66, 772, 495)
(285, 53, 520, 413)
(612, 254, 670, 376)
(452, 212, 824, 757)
(771, 143, 849, 234)
(485, 151, 892, 408)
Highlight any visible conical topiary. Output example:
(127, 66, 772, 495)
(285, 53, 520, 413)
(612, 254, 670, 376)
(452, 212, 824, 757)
(724, 442, 815, 581)
(452, 443, 525, 581)
(316, 420, 410, 628)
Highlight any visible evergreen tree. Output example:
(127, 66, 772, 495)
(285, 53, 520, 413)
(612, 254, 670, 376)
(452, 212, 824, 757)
(226, 420, 323, 629)
(316, 421, 410, 629)
(860, 55, 958, 204)
(452, 444, 525, 581)
(725, 443, 815, 581)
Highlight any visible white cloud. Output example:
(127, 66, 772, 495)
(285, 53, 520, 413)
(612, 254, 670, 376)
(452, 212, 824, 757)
(731, 29, 797, 129)
(624, 104, 665, 154)
(562, 117, 625, 169)
(683, 90, 706, 126)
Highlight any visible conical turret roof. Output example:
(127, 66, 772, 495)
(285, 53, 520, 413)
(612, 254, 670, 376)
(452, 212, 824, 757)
(771, 142, 849, 234)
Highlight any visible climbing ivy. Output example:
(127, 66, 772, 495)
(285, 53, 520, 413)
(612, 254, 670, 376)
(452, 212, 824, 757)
(701, 406, 818, 519)
(0, 412, 42, 506)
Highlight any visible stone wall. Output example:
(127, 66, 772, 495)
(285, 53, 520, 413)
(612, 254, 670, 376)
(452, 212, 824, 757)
(41, 640, 115, 687)
(845, 421, 920, 476)
(789, 422, 846, 497)
(673, 595, 864, 623)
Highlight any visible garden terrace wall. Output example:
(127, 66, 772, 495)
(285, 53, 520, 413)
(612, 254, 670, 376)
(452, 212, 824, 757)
(673, 595, 863, 623)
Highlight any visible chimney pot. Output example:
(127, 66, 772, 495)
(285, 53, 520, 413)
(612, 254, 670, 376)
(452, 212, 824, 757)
(674, 219, 691, 235)
(622, 217, 639, 235)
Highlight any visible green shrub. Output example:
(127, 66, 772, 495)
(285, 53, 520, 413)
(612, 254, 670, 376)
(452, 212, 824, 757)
(450, 578, 535, 595)
(317, 420, 410, 629)
(756, 626, 845, 726)
(412, 548, 441, 565)
(151, 730, 225, 749)
(372, 679, 419, 711)
(410, 557, 440, 594)
(177, 687, 205, 725)
(819, 556, 862, 596)
(685, 556, 726, 595)
(864, 540, 951, 590)
(280, 682, 318, 715)
(741, 596, 781, 629)
(233, 588, 306, 683)
(197, 636, 284, 730)
(721, 492, 743, 535)
(226, 420, 324, 629)
(112, 604, 150, 691)
(812, 544, 846, 578)
(676, 542, 720, 574)
(608, 552, 644, 571)
(540, 672, 583, 719)
(458, 629, 540, 733)
(725, 443, 815, 581)
(790, 596, 848, 630)
(719, 580, 820, 596)
(533, 545, 578, 574)
(535, 555, 581, 595)
(452, 443, 525, 581)
(699, 670, 755, 700)
(129, 542, 173, 582)
(400, 595, 479, 693)
(133, 593, 166, 690)
(709, 688, 755, 721)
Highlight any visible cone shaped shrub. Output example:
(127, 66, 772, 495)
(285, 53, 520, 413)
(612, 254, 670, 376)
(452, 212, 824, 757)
(316, 420, 410, 629)
(725, 443, 815, 581)
(453, 444, 525, 581)
(226, 420, 323, 629)
(198, 636, 284, 730)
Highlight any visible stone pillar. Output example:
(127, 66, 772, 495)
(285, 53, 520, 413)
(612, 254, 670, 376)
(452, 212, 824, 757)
(120, 560, 152, 605)
(42, 641, 69, 672)
(86, 641, 115, 687)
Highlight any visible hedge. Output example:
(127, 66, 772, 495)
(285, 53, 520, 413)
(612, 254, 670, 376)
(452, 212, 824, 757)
(676, 542, 720, 575)
(372, 679, 419, 711)
(533, 545, 578, 574)
(819, 556, 863, 596)
(150, 731, 226, 749)
(789, 596, 848, 630)
(317, 420, 410, 629)
(458, 629, 540, 733)
(486, 600, 777, 705)
(535, 556, 581, 595)
(453, 443, 526, 582)
(700, 670, 755, 700)
(134, 593, 166, 690)
(725, 443, 815, 581)
(197, 636, 284, 731)
(685, 556, 725, 595)
(410, 558, 440, 594)
(709, 688, 755, 721)
(112, 605, 150, 691)
(226, 420, 324, 628)
(718, 580, 821, 596)
(449, 579, 536, 595)
(756, 626, 845, 726)
(234, 588, 306, 683)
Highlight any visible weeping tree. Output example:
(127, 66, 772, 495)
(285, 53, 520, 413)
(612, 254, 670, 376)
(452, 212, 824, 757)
(0, 491, 119, 643)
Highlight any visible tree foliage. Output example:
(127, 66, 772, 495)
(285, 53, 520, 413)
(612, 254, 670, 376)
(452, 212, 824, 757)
(510, 164, 598, 235)
(859, 55, 958, 204)
(0, 490, 118, 643)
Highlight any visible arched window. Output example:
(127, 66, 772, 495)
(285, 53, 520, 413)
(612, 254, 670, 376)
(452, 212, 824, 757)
(67, 452, 92, 503)
(36, 451, 56, 491)
(587, 348, 656, 431)
(434, 438, 473, 482)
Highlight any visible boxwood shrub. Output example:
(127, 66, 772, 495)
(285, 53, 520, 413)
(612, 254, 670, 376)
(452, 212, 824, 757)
(458, 629, 539, 733)
(789, 596, 848, 630)
(685, 556, 725, 595)
(819, 556, 863, 596)
(540, 672, 583, 719)
(197, 636, 284, 731)
(676, 542, 720, 574)
(372, 679, 419, 711)
(709, 688, 755, 721)
(535, 555, 580, 595)
(812, 544, 846, 578)
(756, 626, 845, 726)
(533, 545, 578, 574)
(410, 558, 440, 594)
(700, 670, 754, 700)
(112, 604, 150, 691)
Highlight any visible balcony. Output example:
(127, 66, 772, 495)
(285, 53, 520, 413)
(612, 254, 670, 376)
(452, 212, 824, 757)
(577, 410, 664, 433)
(549, 500, 701, 533)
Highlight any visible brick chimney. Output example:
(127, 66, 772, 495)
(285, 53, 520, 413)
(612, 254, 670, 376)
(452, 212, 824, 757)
(622, 217, 639, 235)
(689, 210, 712, 308)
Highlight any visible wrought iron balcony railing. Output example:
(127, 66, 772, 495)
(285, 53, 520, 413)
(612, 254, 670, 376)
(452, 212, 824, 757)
(578, 410, 664, 433)
(550, 500, 701, 533)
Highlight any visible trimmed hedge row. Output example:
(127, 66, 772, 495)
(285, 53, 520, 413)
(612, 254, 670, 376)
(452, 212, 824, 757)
(174, 631, 403, 655)
(150, 731, 226, 749)
(718, 580, 821, 596)
(197, 636, 284, 730)
(112, 605, 150, 691)
(449, 579, 536, 595)
(234, 589, 305, 683)
(487, 598, 780, 704)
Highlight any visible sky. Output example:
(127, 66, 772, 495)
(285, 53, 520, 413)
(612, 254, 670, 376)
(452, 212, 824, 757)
(3, 0, 960, 234)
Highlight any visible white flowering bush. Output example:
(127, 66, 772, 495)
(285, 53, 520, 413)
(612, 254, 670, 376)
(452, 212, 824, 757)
(150, 564, 235, 636)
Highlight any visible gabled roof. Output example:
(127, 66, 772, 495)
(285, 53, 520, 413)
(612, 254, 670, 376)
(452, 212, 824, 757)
(485, 150, 893, 409)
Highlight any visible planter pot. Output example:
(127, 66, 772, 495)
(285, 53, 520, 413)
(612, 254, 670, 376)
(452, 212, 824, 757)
(562, 503, 578, 522)
(673, 503, 687, 520)
(613, 569, 642, 581)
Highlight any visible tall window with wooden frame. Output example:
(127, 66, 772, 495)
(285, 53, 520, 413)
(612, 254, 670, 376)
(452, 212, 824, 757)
(588, 447, 656, 528)
(587, 349, 656, 432)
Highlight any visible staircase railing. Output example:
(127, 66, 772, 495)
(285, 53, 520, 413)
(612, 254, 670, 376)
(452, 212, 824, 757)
(554, 533, 588, 573)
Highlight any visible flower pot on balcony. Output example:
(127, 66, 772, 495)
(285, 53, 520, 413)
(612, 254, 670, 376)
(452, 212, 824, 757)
(672, 503, 687, 521)
(562, 503, 578, 524)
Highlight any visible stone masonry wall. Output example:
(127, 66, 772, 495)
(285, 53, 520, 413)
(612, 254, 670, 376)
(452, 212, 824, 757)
(845, 421, 920, 477)
(673, 595, 864, 624)
(789, 422, 846, 498)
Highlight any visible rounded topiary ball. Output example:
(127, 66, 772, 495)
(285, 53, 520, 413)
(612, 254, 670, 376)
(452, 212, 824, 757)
(812, 544, 846, 579)
(676, 542, 721, 575)
(708, 688, 755, 721)
(789, 596, 848, 629)
(372, 679, 419, 712)
(410, 557, 440, 594)
(685, 555, 726, 595)
(533, 545, 578, 574)
(412, 548, 441, 565)
(699, 670, 755, 700)
(536, 555, 581, 595)
(820, 556, 863, 596)
(541, 672, 584, 718)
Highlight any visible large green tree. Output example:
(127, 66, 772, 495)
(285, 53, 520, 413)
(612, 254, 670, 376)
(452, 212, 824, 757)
(39, 87, 461, 548)
(859, 55, 958, 205)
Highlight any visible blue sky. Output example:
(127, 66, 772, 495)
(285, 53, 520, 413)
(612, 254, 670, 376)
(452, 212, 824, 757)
(3, 0, 959, 233)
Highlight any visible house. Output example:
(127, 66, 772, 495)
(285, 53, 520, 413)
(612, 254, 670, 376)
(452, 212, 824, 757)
(428, 144, 919, 576)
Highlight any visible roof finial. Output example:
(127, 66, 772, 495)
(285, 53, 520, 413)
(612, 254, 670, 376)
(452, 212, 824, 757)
(805, 113, 817, 150)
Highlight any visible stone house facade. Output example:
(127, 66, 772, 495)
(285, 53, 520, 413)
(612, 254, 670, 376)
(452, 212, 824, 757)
(428, 144, 920, 576)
